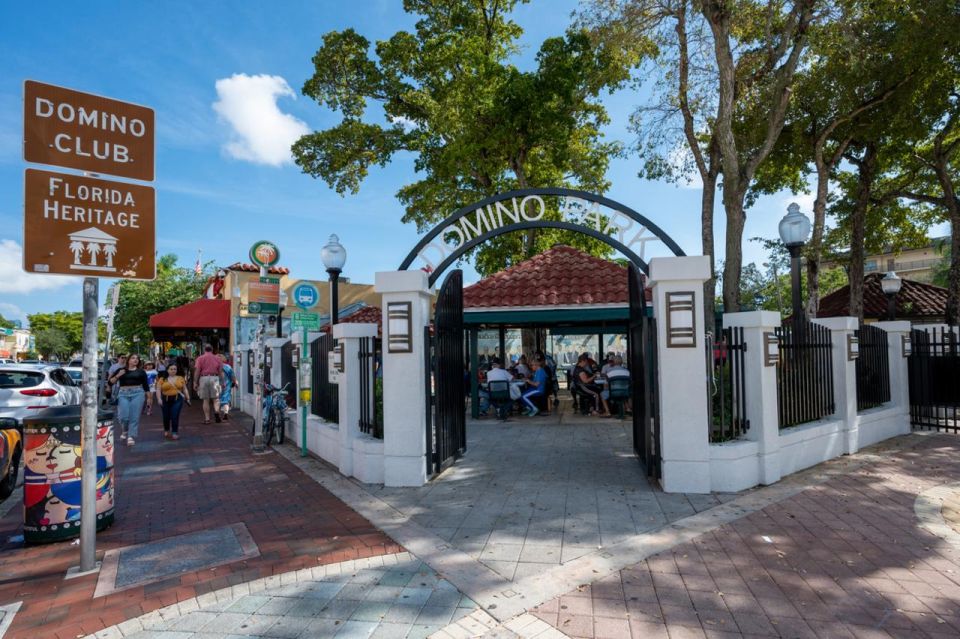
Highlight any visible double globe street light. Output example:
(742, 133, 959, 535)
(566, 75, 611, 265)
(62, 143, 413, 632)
(321, 234, 347, 326)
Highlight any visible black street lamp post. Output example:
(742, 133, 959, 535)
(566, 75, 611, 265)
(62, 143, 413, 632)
(881, 271, 902, 321)
(321, 234, 347, 326)
(778, 203, 813, 322)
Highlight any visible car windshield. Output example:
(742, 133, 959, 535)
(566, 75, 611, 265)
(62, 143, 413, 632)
(0, 371, 45, 388)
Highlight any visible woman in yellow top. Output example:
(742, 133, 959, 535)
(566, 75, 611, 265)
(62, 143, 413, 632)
(156, 364, 190, 440)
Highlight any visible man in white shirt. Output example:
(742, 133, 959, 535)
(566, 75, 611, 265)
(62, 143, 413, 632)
(486, 358, 518, 420)
(603, 356, 631, 412)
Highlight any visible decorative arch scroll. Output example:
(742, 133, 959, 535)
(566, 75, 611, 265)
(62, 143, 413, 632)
(398, 187, 685, 286)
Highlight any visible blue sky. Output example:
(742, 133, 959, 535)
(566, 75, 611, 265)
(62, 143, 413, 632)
(0, 0, 858, 325)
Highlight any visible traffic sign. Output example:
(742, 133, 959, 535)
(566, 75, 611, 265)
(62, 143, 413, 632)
(23, 80, 155, 182)
(23, 168, 156, 279)
(292, 282, 320, 310)
(291, 312, 321, 330)
(249, 240, 280, 268)
(247, 277, 280, 315)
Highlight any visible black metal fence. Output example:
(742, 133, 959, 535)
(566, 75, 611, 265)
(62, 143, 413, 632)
(706, 327, 749, 442)
(358, 336, 383, 439)
(855, 324, 890, 412)
(310, 333, 339, 423)
(775, 319, 835, 428)
(909, 327, 960, 431)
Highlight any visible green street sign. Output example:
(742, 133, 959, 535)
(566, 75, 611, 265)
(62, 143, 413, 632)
(291, 312, 321, 330)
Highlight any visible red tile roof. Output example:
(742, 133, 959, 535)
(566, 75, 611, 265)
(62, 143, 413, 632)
(818, 273, 948, 320)
(227, 262, 290, 275)
(323, 306, 382, 335)
(463, 245, 639, 308)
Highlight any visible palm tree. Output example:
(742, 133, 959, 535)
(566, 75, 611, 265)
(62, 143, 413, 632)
(69, 240, 84, 264)
(86, 242, 101, 266)
(103, 243, 117, 268)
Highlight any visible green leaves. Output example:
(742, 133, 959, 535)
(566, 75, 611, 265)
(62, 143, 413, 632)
(294, 1, 641, 273)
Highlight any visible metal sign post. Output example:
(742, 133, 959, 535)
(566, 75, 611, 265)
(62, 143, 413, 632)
(291, 282, 319, 457)
(23, 80, 156, 576)
(248, 241, 280, 453)
(79, 278, 99, 572)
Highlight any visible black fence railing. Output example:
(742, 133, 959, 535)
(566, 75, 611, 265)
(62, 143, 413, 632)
(310, 333, 339, 423)
(909, 327, 960, 431)
(706, 327, 749, 442)
(358, 336, 383, 439)
(775, 319, 835, 428)
(855, 324, 890, 412)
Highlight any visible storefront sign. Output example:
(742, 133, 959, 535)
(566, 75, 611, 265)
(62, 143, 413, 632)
(23, 168, 155, 279)
(247, 277, 280, 315)
(23, 80, 154, 181)
(249, 240, 280, 269)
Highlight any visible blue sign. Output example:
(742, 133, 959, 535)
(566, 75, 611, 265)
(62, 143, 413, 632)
(292, 282, 320, 310)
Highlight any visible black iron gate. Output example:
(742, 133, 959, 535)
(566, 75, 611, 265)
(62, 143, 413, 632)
(426, 270, 466, 476)
(909, 327, 960, 431)
(310, 333, 339, 423)
(628, 264, 660, 478)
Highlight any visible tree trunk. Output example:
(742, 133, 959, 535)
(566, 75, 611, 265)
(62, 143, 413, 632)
(948, 218, 960, 327)
(721, 186, 747, 313)
(804, 161, 830, 318)
(848, 143, 878, 323)
(701, 172, 718, 332)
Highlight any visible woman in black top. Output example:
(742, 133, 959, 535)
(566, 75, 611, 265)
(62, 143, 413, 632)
(108, 353, 152, 446)
(573, 353, 610, 417)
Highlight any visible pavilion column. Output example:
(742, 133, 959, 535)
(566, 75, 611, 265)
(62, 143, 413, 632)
(375, 271, 433, 487)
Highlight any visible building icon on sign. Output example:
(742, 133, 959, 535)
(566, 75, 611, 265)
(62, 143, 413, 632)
(68, 227, 118, 272)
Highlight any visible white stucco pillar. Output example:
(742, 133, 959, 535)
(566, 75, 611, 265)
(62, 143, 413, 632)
(648, 256, 712, 494)
(813, 317, 859, 454)
(264, 337, 288, 388)
(376, 271, 432, 487)
(874, 320, 912, 422)
(724, 311, 782, 485)
(332, 323, 378, 478)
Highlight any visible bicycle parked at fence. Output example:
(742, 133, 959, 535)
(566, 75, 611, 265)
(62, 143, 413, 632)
(256, 382, 289, 446)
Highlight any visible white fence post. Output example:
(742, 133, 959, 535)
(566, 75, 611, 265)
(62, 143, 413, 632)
(723, 311, 782, 485)
(332, 323, 378, 478)
(648, 256, 711, 494)
(376, 271, 433, 487)
(812, 317, 859, 454)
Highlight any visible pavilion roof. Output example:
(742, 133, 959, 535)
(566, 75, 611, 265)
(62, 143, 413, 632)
(463, 245, 643, 309)
(817, 273, 948, 321)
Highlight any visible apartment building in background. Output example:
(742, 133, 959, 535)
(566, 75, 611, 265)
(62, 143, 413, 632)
(823, 236, 948, 283)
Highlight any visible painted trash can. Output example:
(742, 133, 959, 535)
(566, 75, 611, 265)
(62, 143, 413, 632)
(22, 405, 115, 544)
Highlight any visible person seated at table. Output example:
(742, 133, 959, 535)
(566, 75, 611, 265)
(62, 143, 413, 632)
(486, 358, 517, 420)
(573, 353, 610, 417)
(601, 352, 616, 375)
(521, 357, 550, 417)
(601, 356, 631, 411)
(513, 354, 531, 379)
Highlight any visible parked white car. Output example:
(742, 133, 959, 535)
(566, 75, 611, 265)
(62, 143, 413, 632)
(0, 365, 82, 425)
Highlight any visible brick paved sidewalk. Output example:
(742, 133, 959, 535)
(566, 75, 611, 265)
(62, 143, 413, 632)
(530, 433, 960, 638)
(0, 405, 401, 639)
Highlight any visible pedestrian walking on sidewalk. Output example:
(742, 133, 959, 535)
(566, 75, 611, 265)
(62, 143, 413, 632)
(218, 354, 237, 421)
(193, 345, 223, 424)
(157, 363, 189, 440)
(108, 353, 153, 446)
(143, 362, 157, 416)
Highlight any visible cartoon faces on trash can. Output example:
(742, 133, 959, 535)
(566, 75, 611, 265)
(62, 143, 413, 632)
(23, 425, 83, 532)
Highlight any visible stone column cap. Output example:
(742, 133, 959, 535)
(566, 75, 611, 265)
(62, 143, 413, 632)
(723, 310, 782, 330)
(375, 270, 431, 294)
(333, 322, 378, 339)
(873, 320, 912, 333)
(648, 255, 711, 286)
(813, 316, 858, 331)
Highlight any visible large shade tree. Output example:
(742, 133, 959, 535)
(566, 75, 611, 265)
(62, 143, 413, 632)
(293, 0, 643, 276)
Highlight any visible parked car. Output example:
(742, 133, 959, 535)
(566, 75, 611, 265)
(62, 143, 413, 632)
(65, 367, 83, 384)
(0, 417, 21, 498)
(0, 365, 82, 426)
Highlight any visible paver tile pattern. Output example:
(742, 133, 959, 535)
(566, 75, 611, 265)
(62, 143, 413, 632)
(369, 414, 738, 583)
(531, 433, 960, 638)
(120, 555, 477, 639)
(0, 408, 401, 639)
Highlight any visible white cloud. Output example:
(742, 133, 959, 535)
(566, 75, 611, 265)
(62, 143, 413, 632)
(212, 73, 309, 166)
(0, 239, 79, 293)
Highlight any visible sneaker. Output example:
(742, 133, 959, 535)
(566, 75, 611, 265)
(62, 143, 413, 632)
(127, 437, 135, 447)
(172, 433, 179, 440)
(222, 413, 230, 421)
(214, 415, 222, 423)
(529, 407, 539, 417)
(120, 431, 128, 440)
(163, 431, 171, 439)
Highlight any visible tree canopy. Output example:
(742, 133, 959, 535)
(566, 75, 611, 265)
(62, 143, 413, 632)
(294, 0, 646, 275)
(27, 311, 96, 356)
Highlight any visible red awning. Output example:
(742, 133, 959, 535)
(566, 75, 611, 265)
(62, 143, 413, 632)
(149, 299, 230, 330)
